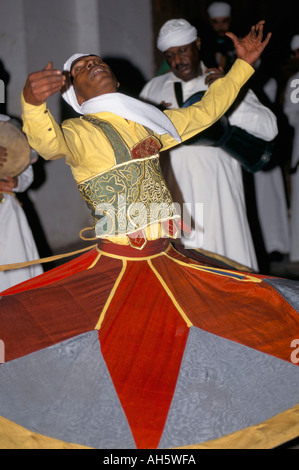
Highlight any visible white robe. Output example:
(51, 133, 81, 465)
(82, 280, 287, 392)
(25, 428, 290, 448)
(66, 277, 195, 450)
(253, 77, 290, 256)
(0, 165, 43, 291)
(140, 67, 278, 271)
(254, 167, 290, 255)
(284, 71, 299, 262)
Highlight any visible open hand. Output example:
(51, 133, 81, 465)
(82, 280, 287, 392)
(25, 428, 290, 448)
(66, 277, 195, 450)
(23, 62, 66, 106)
(226, 20, 272, 66)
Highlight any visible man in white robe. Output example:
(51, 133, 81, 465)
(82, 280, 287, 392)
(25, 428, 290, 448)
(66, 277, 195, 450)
(206, 4, 290, 266)
(0, 114, 43, 290)
(140, 19, 278, 271)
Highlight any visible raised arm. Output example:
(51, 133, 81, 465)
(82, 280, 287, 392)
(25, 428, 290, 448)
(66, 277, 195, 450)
(23, 61, 66, 105)
(22, 62, 70, 161)
(160, 21, 272, 149)
(226, 20, 272, 66)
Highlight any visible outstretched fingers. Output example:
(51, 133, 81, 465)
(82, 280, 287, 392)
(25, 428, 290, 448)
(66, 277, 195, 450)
(253, 20, 265, 38)
(225, 31, 238, 47)
(261, 31, 272, 50)
(30, 74, 64, 95)
(43, 61, 54, 71)
(23, 62, 66, 105)
(250, 20, 271, 47)
(226, 20, 271, 65)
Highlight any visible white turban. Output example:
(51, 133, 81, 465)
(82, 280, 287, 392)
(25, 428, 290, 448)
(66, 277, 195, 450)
(61, 53, 181, 142)
(62, 53, 92, 114)
(207, 2, 231, 19)
(290, 35, 299, 52)
(157, 19, 198, 52)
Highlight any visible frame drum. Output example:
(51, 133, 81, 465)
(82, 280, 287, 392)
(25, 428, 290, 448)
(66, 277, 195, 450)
(0, 121, 31, 178)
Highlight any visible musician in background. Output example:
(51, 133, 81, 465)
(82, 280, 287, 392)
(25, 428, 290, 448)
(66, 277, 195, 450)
(0, 114, 43, 290)
(140, 18, 278, 271)
(204, 1, 237, 72)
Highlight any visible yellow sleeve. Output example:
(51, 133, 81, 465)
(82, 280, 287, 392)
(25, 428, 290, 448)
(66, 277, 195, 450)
(21, 94, 72, 161)
(158, 59, 255, 150)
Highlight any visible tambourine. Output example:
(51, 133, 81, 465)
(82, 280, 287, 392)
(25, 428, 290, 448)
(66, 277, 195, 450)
(0, 120, 31, 178)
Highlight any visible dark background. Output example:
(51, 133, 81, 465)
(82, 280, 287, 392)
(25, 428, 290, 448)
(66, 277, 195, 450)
(151, 0, 299, 73)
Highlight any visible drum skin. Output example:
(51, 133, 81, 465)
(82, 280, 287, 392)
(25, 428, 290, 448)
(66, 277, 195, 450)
(0, 121, 31, 178)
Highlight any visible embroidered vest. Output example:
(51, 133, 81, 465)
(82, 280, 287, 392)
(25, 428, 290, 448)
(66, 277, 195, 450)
(77, 116, 180, 241)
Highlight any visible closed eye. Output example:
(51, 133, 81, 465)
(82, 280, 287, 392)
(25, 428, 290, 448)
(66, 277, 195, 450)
(73, 65, 82, 74)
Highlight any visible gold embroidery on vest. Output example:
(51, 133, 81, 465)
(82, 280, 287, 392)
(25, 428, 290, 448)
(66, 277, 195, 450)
(77, 157, 177, 236)
(79, 116, 177, 238)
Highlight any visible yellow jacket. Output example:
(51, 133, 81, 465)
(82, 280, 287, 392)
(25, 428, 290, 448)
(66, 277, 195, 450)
(22, 59, 253, 185)
(21, 59, 254, 245)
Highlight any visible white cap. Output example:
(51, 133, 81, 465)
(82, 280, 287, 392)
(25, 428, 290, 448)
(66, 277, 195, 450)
(207, 2, 231, 19)
(290, 34, 299, 51)
(62, 53, 93, 114)
(157, 19, 198, 52)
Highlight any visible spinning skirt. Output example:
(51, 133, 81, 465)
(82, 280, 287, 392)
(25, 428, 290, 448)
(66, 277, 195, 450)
(0, 238, 299, 449)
